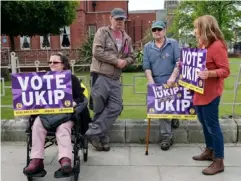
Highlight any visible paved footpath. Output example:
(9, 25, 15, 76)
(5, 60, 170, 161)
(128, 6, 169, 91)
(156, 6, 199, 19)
(1, 142, 241, 181)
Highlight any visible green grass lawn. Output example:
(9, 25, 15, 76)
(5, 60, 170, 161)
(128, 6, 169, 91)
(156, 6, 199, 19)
(1, 58, 241, 120)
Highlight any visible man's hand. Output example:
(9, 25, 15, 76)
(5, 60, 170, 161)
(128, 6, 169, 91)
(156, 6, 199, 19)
(145, 69, 155, 84)
(167, 77, 175, 87)
(198, 68, 209, 80)
(117, 59, 127, 68)
(176, 61, 182, 69)
(148, 80, 155, 84)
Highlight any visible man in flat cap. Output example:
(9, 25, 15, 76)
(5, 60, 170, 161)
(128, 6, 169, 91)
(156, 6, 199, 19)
(143, 20, 180, 151)
(86, 8, 135, 151)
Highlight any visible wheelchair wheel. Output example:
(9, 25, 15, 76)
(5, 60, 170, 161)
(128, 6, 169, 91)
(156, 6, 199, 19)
(27, 177, 33, 181)
(83, 148, 88, 162)
(72, 134, 80, 181)
(26, 136, 31, 164)
(72, 156, 80, 181)
(83, 136, 88, 162)
(26, 136, 33, 181)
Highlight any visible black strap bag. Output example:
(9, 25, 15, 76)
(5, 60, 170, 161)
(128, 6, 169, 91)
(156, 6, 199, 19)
(39, 113, 72, 130)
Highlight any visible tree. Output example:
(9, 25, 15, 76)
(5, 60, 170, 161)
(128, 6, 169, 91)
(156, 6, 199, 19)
(1, 1, 79, 50)
(168, 1, 241, 47)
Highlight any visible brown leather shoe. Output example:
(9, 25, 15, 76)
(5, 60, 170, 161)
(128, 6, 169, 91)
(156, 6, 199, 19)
(202, 158, 224, 175)
(192, 148, 213, 161)
(23, 158, 44, 175)
(59, 157, 72, 174)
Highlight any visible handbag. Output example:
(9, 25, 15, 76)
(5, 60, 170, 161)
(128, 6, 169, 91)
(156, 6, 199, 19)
(39, 113, 72, 130)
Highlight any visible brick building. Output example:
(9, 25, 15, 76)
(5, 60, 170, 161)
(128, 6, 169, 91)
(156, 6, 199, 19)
(1, 1, 170, 63)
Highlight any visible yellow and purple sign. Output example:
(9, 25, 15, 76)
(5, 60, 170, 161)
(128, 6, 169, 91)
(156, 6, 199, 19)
(11, 70, 73, 116)
(147, 83, 197, 120)
(178, 48, 207, 94)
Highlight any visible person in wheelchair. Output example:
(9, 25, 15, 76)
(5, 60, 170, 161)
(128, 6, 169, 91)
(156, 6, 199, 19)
(23, 52, 89, 177)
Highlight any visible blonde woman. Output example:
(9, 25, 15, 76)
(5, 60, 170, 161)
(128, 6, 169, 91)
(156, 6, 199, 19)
(191, 15, 230, 175)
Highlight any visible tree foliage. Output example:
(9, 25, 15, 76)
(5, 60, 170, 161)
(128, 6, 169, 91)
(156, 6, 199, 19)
(1, 1, 79, 50)
(78, 34, 94, 64)
(168, 0, 241, 46)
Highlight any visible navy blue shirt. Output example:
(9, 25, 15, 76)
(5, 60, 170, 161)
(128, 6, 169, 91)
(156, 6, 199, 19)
(143, 38, 180, 84)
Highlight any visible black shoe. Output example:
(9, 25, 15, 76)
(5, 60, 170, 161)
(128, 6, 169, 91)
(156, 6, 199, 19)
(171, 119, 179, 129)
(160, 137, 173, 151)
(100, 136, 110, 152)
(54, 168, 72, 178)
(87, 136, 103, 151)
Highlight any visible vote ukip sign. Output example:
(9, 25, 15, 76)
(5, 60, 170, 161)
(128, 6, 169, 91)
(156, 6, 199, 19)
(178, 48, 207, 94)
(11, 70, 73, 116)
(147, 83, 197, 120)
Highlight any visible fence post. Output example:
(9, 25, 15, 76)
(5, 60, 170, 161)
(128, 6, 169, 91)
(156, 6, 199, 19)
(0, 78, 5, 96)
(70, 59, 76, 74)
(232, 63, 241, 118)
(35, 60, 40, 72)
(10, 52, 17, 73)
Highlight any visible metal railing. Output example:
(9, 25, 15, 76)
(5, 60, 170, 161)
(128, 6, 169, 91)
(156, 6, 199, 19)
(1, 52, 241, 119)
(13, 49, 80, 65)
(232, 64, 241, 118)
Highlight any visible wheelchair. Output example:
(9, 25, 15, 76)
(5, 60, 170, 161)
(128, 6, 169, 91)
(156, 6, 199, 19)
(24, 105, 91, 181)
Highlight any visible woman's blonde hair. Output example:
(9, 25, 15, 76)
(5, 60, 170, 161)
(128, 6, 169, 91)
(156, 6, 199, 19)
(194, 15, 226, 48)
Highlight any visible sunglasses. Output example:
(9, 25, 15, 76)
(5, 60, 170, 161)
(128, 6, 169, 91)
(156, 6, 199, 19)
(152, 28, 163, 32)
(48, 61, 62, 65)
(115, 17, 125, 21)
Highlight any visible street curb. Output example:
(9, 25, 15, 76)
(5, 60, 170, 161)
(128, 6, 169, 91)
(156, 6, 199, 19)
(1, 118, 240, 143)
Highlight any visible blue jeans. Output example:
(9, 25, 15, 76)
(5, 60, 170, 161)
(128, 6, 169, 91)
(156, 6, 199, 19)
(195, 96, 224, 158)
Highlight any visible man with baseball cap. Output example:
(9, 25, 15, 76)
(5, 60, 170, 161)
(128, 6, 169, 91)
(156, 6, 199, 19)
(111, 8, 127, 19)
(143, 20, 180, 151)
(86, 8, 135, 151)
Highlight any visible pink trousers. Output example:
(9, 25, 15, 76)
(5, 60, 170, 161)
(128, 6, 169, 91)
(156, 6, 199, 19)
(31, 116, 74, 161)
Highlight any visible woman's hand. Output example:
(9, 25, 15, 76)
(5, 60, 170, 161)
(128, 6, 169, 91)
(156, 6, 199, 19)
(198, 68, 209, 80)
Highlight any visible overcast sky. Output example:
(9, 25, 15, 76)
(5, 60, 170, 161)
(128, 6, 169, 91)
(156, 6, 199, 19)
(128, 0, 164, 11)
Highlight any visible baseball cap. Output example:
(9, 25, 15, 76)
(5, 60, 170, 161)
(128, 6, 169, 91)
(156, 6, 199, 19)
(151, 21, 166, 29)
(111, 8, 126, 19)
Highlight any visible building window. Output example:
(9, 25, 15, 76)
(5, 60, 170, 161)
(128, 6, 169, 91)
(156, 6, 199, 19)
(20, 36, 31, 50)
(40, 34, 51, 49)
(88, 25, 97, 37)
(60, 26, 71, 49)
